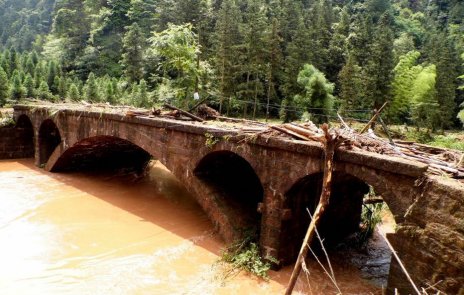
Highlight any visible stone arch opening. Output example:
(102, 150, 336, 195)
(280, 172, 371, 264)
(14, 115, 34, 157)
(49, 136, 151, 173)
(194, 151, 264, 237)
(38, 119, 61, 165)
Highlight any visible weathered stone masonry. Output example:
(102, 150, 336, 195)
(8, 105, 464, 294)
(0, 117, 34, 159)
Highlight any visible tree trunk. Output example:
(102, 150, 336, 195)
(285, 126, 336, 294)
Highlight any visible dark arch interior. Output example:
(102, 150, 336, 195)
(280, 172, 370, 264)
(51, 136, 151, 173)
(14, 115, 34, 157)
(38, 119, 61, 165)
(194, 151, 264, 236)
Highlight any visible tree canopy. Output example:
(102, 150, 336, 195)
(0, 0, 462, 128)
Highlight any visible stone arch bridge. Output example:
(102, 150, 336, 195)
(12, 105, 464, 294)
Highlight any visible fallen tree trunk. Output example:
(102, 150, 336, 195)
(164, 104, 204, 122)
(285, 125, 337, 295)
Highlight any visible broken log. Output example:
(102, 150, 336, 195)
(270, 125, 309, 141)
(285, 124, 338, 295)
(283, 124, 323, 142)
(164, 104, 204, 122)
(360, 102, 388, 134)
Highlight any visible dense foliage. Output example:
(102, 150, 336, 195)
(0, 0, 463, 128)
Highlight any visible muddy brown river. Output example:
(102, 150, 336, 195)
(0, 159, 392, 294)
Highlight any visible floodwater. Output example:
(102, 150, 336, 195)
(0, 159, 392, 295)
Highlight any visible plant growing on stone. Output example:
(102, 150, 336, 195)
(219, 234, 278, 281)
(204, 132, 219, 148)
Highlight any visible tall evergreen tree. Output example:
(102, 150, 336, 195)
(121, 23, 145, 83)
(214, 0, 242, 113)
(0, 67, 9, 106)
(85, 72, 100, 102)
(23, 73, 35, 98)
(10, 72, 25, 101)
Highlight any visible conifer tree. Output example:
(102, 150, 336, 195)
(58, 75, 67, 98)
(10, 72, 26, 101)
(67, 83, 80, 101)
(364, 13, 395, 109)
(23, 73, 35, 98)
(37, 81, 52, 101)
(85, 72, 100, 102)
(339, 53, 363, 111)
(0, 67, 9, 106)
(127, 0, 156, 37)
(121, 23, 145, 83)
(105, 82, 116, 105)
(214, 0, 242, 113)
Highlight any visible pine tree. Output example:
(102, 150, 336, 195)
(214, 0, 242, 113)
(242, 0, 268, 118)
(327, 7, 350, 86)
(47, 60, 58, 90)
(1, 50, 11, 76)
(0, 67, 9, 106)
(25, 56, 35, 76)
(427, 33, 458, 129)
(85, 72, 100, 102)
(23, 73, 35, 98)
(280, 0, 312, 113)
(10, 72, 26, 101)
(121, 23, 145, 83)
(37, 81, 52, 101)
(67, 83, 80, 101)
(58, 75, 67, 98)
(264, 17, 284, 120)
(52, 75, 60, 95)
(9, 48, 21, 74)
(105, 81, 116, 104)
(339, 53, 363, 111)
(364, 13, 395, 109)
(127, 0, 156, 38)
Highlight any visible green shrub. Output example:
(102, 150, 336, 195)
(219, 236, 278, 280)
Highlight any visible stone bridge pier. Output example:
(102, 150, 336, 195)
(12, 105, 464, 294)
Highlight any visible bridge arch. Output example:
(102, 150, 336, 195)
(38, 119, 61, 165)
(194, 150, 264, 239)
(49, 136, 151, 173)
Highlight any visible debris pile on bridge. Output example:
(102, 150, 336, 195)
(265, 121, 464, 180)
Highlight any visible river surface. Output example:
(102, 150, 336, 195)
(0, 159, 392, 295)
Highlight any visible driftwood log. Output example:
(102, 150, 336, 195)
(285, 124, 341, 295)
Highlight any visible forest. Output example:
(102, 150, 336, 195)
(0, 0, 463, 130)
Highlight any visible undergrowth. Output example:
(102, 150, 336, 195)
(218, 234, 278, 281)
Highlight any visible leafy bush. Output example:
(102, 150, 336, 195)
(219, 236, 278, 280)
